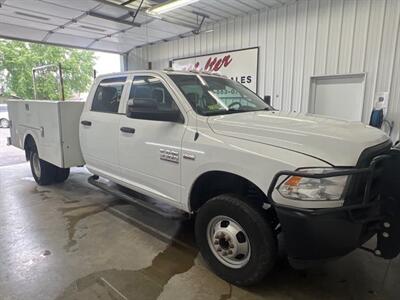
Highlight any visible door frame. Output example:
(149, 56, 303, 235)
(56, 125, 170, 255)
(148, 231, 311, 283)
(117, 72, 188, 205)
(119, 72, 188, 120)
(308, 73, 367, 121)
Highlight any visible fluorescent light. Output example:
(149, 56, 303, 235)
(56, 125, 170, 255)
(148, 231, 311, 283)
(147, 0, 199, 15)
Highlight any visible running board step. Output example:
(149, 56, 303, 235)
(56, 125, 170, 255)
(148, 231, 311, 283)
(88, 175, 188, 220)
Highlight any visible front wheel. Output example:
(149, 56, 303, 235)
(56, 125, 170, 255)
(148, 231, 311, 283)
(195, 194, 277, 286)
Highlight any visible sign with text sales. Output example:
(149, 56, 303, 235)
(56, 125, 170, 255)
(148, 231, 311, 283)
(172, 48, 258, 93)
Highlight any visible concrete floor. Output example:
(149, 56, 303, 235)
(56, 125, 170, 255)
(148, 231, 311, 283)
(0, 127, 399, 300)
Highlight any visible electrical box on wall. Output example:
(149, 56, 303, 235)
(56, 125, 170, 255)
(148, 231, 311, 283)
(374, 92, 389, 111)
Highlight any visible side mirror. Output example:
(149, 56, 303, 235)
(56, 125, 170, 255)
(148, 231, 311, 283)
(127, 99, 182, 123)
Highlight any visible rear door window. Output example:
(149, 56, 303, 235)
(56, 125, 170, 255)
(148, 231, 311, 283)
(91, 77, 127, 113)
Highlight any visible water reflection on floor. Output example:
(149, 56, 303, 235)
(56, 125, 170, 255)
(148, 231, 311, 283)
(0, 161, 399, 300)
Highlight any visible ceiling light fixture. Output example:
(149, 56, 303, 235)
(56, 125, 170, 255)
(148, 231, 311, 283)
(147, 0, 199, 15)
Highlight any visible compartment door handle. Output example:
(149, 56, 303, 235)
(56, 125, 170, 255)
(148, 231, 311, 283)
(120, 127, 135, 134)
(81, 120, 92, 126)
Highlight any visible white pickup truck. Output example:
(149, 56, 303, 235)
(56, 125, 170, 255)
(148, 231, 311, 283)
(7, 70, 400, 286)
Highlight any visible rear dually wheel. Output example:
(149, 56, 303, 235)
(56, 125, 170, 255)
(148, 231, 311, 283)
(28, 142, 69, 185)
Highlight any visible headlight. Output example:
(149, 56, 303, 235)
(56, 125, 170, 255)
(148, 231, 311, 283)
(277, 168, 349, 201)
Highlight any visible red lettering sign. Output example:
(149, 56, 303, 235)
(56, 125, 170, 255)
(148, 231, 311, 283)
(181, 54, 233, 72)
(204, 55, 232, 71)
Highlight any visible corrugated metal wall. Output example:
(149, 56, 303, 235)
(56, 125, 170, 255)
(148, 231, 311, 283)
(128, 0, 400, 140)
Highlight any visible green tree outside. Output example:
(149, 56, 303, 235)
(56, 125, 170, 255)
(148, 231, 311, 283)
(0, 40, 95, 100)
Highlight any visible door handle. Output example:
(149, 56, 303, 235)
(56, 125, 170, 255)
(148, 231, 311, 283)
(81, 120, 92, 126)
(120, 127, 135, 134)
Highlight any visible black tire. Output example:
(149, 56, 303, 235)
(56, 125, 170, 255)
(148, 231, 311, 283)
(195, 194, 277, 286)
(55, 167, 70, 183)
(29, 145, 57, 186)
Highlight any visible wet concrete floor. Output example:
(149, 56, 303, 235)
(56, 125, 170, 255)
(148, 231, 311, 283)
(1, 128, 400, 300)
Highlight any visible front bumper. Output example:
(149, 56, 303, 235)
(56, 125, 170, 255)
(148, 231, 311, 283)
(268, 144, 400, 266)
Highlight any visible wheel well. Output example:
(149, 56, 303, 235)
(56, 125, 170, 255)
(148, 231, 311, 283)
(189, 171, 269, 212)
(23, 134, 36, 161)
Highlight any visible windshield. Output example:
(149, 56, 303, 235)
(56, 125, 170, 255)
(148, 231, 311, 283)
(168, 74, 272, 116)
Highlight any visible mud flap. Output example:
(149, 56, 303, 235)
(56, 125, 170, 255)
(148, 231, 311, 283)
(377, 147, 400, 259)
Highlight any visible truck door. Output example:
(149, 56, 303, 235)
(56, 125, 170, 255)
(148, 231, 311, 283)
(118, 75, 186, 204)
(80, 76, 127, 177)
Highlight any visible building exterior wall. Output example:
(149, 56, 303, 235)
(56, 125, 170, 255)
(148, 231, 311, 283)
(127, 0, 400, 140)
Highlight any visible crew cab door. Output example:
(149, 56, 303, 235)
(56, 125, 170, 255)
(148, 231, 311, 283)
(80, 76, 127, 176)
(118, 74, 186, 204)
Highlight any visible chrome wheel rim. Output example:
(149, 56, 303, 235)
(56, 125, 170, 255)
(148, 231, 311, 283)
(207, 215, 251, 269)
(32, 152, 41, 178)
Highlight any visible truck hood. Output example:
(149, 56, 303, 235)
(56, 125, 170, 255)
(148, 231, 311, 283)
(207, 111, 390, 166)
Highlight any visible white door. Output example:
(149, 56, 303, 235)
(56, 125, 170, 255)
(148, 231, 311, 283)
(309, 74, 365, 121)
(118, 75, 186, 204)
(80, 76, 127, 176)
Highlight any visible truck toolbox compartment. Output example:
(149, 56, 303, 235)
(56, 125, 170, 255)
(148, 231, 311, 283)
(7, 100, 85, 168)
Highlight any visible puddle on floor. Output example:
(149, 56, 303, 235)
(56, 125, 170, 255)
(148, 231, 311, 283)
(59, 201, 121, 252)
(31, 177, 232, 299)
(30, 180, 122, 252)
(56, 241, 198, 300)
(33, 186, 80, 204)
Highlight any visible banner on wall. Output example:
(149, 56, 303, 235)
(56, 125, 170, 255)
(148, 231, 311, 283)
(172, 47, 259, 93)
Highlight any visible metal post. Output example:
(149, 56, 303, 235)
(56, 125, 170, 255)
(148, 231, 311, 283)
(58, 63, 65, 101)
(32, 69, 37, 100)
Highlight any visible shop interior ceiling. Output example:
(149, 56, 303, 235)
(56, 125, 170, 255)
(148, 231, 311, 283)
(0, 0, 294, 53)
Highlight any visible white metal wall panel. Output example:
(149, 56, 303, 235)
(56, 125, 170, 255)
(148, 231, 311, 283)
(301, 0, 318, 113)
(292, 0, 307, 113)
(265, 8, 277, 108)
(128, 0, 400, 138)
(338, 0, 356, 74)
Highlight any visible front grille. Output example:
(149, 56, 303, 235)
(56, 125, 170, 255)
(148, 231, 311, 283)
(344, 140, 392, 205)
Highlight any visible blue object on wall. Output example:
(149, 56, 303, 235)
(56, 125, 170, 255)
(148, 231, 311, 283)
(369, 109, 384, 128)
